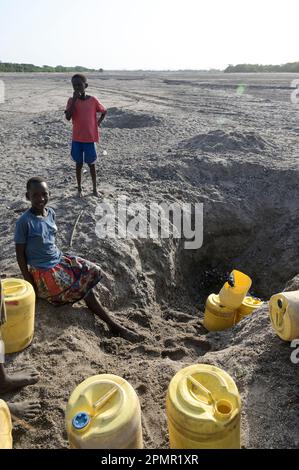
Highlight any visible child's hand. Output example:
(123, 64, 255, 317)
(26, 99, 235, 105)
(98, 111, 107, 127)
(73, 91, 81, 101)
(23, 273, 37, 296)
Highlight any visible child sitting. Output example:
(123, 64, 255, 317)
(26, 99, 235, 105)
(14, 177, 139, 342)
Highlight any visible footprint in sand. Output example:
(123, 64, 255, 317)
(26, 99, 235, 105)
(161, 348, 187, 360)
(98, 183, 117, 196)
(128, 311, 152, 329)
(162, 337, 211, 359)
(131, 345, 160, 358)
(182, 337, 211, 354)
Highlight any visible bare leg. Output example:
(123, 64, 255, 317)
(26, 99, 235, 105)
(85, 290, 140, 342)
(88, 164, 98, 196)
(0, 363, 39, 394)
(76, 163, 83, 197)
(8, 401, 41, 420)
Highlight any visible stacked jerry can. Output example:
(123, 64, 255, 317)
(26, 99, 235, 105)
(203, 270, 263, 332)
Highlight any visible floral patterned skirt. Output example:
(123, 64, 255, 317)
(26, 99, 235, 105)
(30, 254, 103, 305)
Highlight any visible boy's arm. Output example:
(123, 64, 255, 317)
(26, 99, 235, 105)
(95, 98, 107, 126)
(97, 110, 107, 126)
(15, 244, 35, 288)
(65, 92, 80, 121)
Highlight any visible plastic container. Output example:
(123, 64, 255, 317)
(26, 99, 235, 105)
(219, 270, 252, 309)
(166, 364, 241, 449)
(237, 296, 264, 320)
(0, 400, 13, 449)
(203, 294, 237, 331)
(66, 374, 143, 449)
(269, 291, 299, 341)
(0, 278, 35, 354)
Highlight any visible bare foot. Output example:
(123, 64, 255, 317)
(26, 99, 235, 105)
(110, 324, 142, 343)
(8, 400, 41, 420)
(0, 367, 39, 394)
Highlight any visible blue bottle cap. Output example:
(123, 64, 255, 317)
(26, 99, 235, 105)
(72, 412, 90, 430)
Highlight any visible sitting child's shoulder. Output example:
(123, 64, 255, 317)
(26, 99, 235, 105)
(16, 208, 32, 222)
(17, 206, 55, 222)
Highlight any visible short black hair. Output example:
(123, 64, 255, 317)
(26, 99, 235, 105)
(71, 74, 87, 83)
(26, 176, 47, 191)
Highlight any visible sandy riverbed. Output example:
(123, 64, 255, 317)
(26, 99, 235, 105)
(0, 71, 298, 448)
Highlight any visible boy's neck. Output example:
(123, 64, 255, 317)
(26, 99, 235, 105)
(31, 207, 47, 217)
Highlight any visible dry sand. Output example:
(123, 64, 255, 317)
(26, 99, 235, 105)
(0, 71, 298, 448)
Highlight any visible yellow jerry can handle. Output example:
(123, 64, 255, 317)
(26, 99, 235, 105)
(274, 298, 286, 329)
(187, 375, 215, 405)
(92, 382, 124, 414)
(3, 283, 27, 297)
(183, 373, 234, 421)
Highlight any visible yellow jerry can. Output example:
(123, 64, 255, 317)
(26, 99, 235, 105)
(237, 296, 264, 321)
(269, 290, 299, 341)
(166, 364, 241, 449)
(219, 270, 252, 309)
(203, 294, 237, 331)
(66, 374, 143, 449)
(1, 279, 35, 354)
(0, 400, 12, 449)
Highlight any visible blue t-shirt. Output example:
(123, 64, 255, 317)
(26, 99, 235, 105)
(14, 207, 62, 269)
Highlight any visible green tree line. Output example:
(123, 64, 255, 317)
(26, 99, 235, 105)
(225, 62, 299, 73)
(0, 62, 104, 73)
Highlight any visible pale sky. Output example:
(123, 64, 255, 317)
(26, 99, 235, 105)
(0, 0, 298, 70)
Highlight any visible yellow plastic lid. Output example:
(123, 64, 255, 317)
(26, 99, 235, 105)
(238, 296, 263, 316)
(242, 296, 263, 307)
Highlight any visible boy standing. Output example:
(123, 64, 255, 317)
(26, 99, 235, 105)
(65, 74, 107, 197)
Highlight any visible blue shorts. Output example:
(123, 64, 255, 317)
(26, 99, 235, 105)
(71, 141, 97, 164)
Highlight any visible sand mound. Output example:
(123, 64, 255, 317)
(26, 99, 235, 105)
(103, 107, 162, 129)
(179, 129, 275, 154)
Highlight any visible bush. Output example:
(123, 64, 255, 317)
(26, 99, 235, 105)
(0, 62, 100, 73)
(225, 62, 299, 73)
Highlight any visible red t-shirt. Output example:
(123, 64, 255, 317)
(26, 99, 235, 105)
(66, 96, 106, 143)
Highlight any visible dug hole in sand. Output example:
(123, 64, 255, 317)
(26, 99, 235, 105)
(0, 72, 298, 448)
